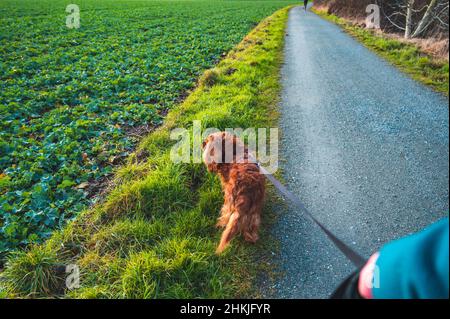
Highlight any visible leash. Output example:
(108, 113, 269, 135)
(257, 162, 366, 268)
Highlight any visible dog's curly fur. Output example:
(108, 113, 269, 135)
(202, 132, 266, 254)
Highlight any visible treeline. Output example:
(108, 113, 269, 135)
(314, 0, 449, 39)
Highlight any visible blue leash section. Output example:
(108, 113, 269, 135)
(257, 162, 366, 268)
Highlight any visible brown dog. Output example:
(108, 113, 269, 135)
(202, 132, 265, 254)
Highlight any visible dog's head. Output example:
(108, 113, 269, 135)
(202, 132, 230, 173)
(202, 132, 244, 173)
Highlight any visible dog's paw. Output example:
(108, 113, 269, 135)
(215, 244, 227, 255)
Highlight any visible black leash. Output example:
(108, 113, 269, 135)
(257, 162, 366, 268)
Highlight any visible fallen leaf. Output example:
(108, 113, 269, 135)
(76, 182, 90, 189)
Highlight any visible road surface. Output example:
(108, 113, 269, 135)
(264, 6, 449, 298)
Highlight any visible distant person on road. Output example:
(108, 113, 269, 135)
(304, 0, 309, 11)
(332, 218, 449, 299)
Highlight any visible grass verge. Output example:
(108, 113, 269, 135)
(312, 7, 449, 96)
(0, 6, 292, 298)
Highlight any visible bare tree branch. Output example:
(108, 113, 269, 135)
(412, 0, 438, 38)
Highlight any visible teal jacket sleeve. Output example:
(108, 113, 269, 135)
(373, 218, 449, 299)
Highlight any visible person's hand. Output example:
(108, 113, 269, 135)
(358, 252, 380, 299)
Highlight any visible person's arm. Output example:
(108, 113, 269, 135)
(332, 218, 449, 299)
(370, 218, 449, 299)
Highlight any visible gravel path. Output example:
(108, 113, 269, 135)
(264, 6, 449, 299)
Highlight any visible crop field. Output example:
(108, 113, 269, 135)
(0, 0, 294, 259)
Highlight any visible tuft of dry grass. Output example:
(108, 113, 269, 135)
(389, 36, 449, 61)
(199, 68, 221, 87)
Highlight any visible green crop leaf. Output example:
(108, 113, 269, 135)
(57, 180, 76, 189)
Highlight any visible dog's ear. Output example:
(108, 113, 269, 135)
(203, 134, 213, 149)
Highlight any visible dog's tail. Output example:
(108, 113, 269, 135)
(216, 212, 240, 254)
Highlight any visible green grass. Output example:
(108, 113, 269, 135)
(0, 5, 292, 298)
(312, 7, 449, 96)
(0, 0, 296, 260)
(0, 244, 63, 297)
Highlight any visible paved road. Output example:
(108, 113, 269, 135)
(264, 6, 449, 298)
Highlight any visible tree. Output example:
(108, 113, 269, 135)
(405, 0, 415, 38)
(380, 0, 449, 38)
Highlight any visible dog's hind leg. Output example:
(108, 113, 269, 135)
(216, 212, 240, 254)
(243, 211, 261, 243)
(216, 202, 232, 228)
